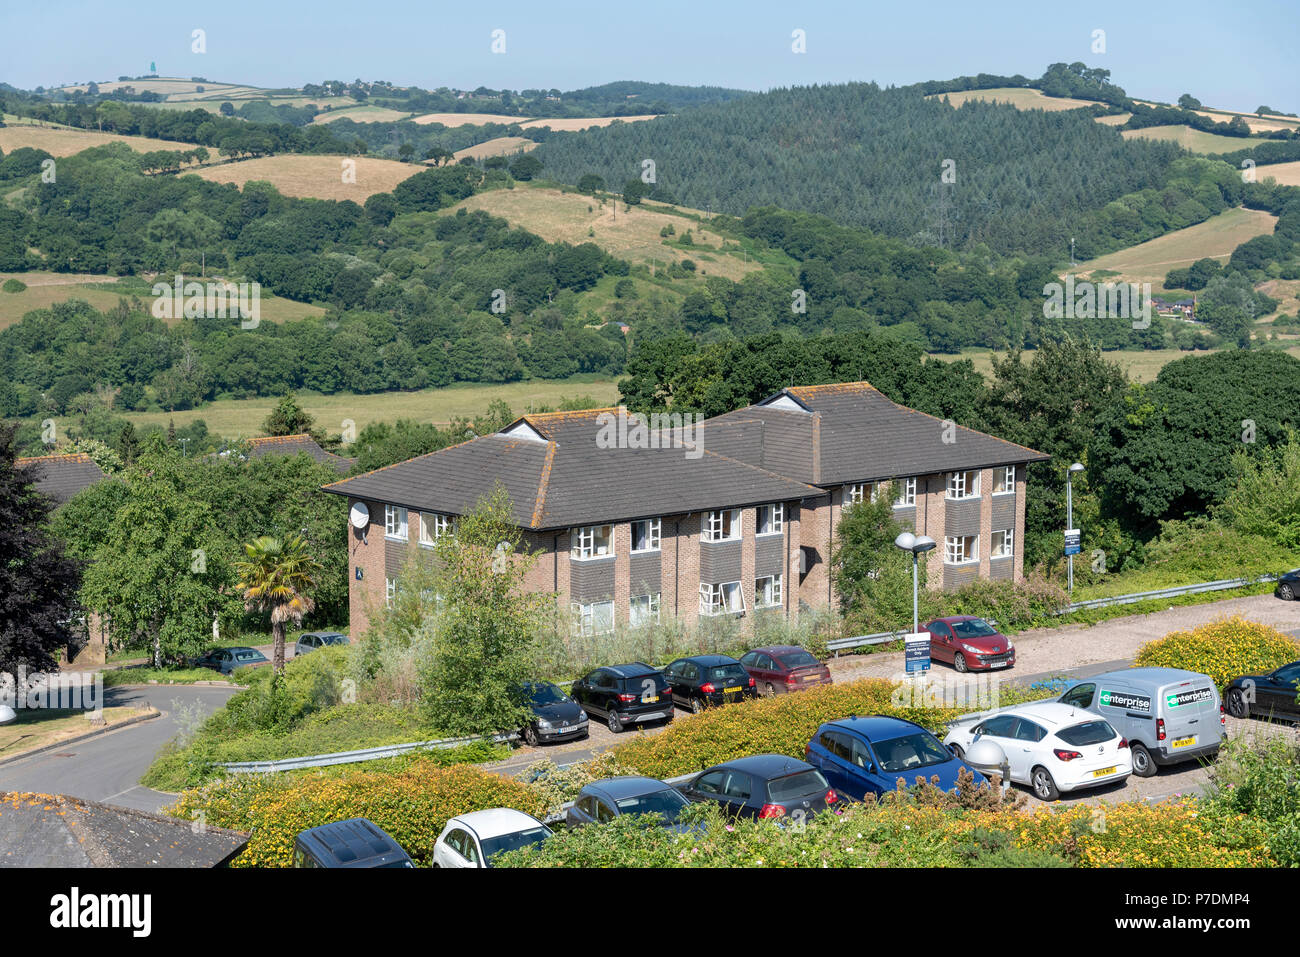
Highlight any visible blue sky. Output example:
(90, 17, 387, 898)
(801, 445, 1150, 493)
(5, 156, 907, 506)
(3, 0, 1296, 113)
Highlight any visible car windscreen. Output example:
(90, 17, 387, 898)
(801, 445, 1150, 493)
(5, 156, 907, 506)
(873, 731, 953, 773)
(614, 789, 689, 821)
(1056, 720, 1117, 746)
(233, 650, 264, 661)
(765, 769, 829, 802)
(776, 650, 819, 668)
(481, 827, 550, 866)
(707, 665, 747, 683)
(528, 683, 570, 706)
(320, 634, 348, 646)
(950, 619, 998, 639)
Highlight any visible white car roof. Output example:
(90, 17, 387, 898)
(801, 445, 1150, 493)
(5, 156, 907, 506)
(999, 701, 1101, 727)
(451, 808, 546, 839)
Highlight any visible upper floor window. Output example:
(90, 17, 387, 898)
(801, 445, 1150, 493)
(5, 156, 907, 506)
(894, 477, 917, 507)
(993, 466, 1016, 495)
(702, 508, 742, 542)
(571, 525, 613, 560)
(756, 503, 784, 535)
(385, 505, 408, 541)
(946, 470, 981, 500)
(419, 511, 454, 546)
(631, 518, 661, 553)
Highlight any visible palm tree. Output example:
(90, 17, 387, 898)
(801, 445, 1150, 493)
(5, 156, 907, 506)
(234, 535, 320, 674)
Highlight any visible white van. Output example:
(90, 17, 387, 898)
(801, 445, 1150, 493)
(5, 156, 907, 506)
(1057, 667, 1225, 777)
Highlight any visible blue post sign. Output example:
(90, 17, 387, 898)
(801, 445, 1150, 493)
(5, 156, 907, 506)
(904, 631, 931, 674)
(1064, 529, 1081, 556)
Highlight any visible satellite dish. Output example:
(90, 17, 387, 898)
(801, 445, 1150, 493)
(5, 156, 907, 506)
(0, 705, 16, 726)
(349, 502, 370, 530)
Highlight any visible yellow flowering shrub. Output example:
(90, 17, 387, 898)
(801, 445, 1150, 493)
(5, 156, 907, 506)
(170, 758, 549, 867)
(1135, 615, 1300, 690)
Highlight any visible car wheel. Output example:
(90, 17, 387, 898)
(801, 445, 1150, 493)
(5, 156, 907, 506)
(1226, 687, 1250, 719)
(1031, 767, 1060, 801)
(523, 725, 539, 747)
(1130, 742, 1156, 777)
(949, 743, 964, 760)
(607, 710, 623, 733)
(690, 697, 704, 714)
(765, 682, 776, 697)
(953, 652, 968, 674)
(1280, 583, 1295, 601)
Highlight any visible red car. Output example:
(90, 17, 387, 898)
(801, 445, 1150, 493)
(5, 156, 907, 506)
(739, 645, 833, 696)
(922, 616, 1015, 672)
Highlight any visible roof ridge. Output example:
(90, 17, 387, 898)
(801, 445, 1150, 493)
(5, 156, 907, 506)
(15, 452, 96, 465)
(529, 441, 558, 528)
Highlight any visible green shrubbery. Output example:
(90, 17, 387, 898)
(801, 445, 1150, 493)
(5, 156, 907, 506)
(1134, 615, 1300, 690)
(1206, 732, 1300, 866)
(1, 278, 26, 293)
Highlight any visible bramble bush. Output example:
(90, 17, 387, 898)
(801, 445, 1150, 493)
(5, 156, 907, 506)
(1134, 615, 1299, 690)
(609, 679, 962, 779)
(169, 758, 548, 867)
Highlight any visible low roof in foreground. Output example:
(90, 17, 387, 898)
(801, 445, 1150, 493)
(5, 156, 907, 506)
(15, 453, 108, 504)
(0, 791, 248, 868)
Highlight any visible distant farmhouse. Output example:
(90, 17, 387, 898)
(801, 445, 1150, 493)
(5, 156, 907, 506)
(324, 382, 1048, 638)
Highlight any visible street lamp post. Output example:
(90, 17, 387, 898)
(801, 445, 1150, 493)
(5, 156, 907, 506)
(1066, 463, 1085, 598)
(894, 531, 938, 634)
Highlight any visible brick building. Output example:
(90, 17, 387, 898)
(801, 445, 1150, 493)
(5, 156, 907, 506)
(322, 382, 1048, 638)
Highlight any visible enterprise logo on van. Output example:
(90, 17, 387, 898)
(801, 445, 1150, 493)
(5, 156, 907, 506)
(1165, 687, 1214, 709)
(1099, 689, 1151, 713)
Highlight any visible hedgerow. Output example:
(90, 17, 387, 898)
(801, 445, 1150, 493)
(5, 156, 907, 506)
(1134, 615, 1299, 690)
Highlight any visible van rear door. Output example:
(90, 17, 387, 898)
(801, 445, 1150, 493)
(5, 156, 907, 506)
(1094, 681, 1155, 746)
(1159, 678, 1220, 751)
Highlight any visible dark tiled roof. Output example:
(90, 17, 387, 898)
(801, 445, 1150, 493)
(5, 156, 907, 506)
(322, 408, 821, 529)
(15, 453, 107, 504)
(0, 791, 248, 868)
(246, 434, 354, 475)
(705, 382, 1049, 485)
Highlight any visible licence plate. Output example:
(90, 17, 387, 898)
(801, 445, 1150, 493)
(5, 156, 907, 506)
(990, 661, 1009, 669)
(642, 695, 659, 703)
(1172, 735, 1196, 749)
(1091, 766, 1118, 778)
(724, 686, 742, 694)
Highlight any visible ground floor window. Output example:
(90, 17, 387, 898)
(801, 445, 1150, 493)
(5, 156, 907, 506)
(630, 593, 661, 626)
(755, 574, 783, 608)
(699, 581, 743, 616)
(991, 528, 1014, 559)
(945, 535, 978, 564)
(385, 576, 397, 608)
(572, 600, 615, 636)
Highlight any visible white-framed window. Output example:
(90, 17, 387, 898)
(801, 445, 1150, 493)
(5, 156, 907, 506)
(945, 535, 979, 564)
(571, 525, 614, 560)
(699, 581, 743, 616)
(572, 600, 615, 636)
(630, 593, 661, 626)
(894, 477, 917, 507)
(993, 466, 1016, 495)
(419, 511, 454, 546)
(946, 470, 981, 500)
(702, 509, 742, 542)
(385, 576, 397, 608)
(755, 573, 783, 608)
(631, 518, 661, 553)
(992, 528, 1014, 559)
(846, 483, 868, 506)
(385, 505, 408, 541)
(756, 503, 784, 535)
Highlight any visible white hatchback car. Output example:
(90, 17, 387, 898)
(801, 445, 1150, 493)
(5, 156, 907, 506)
(942, 701, 1132, 800)
(433, 808, 552, 868)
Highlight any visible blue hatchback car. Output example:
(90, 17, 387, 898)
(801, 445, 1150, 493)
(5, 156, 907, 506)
(805, 715, 985, 801)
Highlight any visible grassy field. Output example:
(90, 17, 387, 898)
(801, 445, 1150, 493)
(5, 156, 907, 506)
(451, 136, 538, 161)
(1192, 108, 1300, 133)
(1121, 125, 1266, 154)
(0, 706, 152, 759)
(121, 377, 621, 438)
(447, 184, 764, 281)
(1071, 206, 1278, 286)
(1257, 160, 1300, 186)
(0, 271, 325, 329)
(0, 124, 197, 157)
(187, 154, 423, 200)
(925, 88, 1101, 111)
(1094, 112, 1132, 126)
(409, 111, 525, 126)
(519, 115, 660, 131)
(312, 105, 415, 124)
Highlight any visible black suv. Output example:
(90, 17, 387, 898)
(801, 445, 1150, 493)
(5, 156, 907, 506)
(663, 654, 757, 713)
(570, 663, 674, 732)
